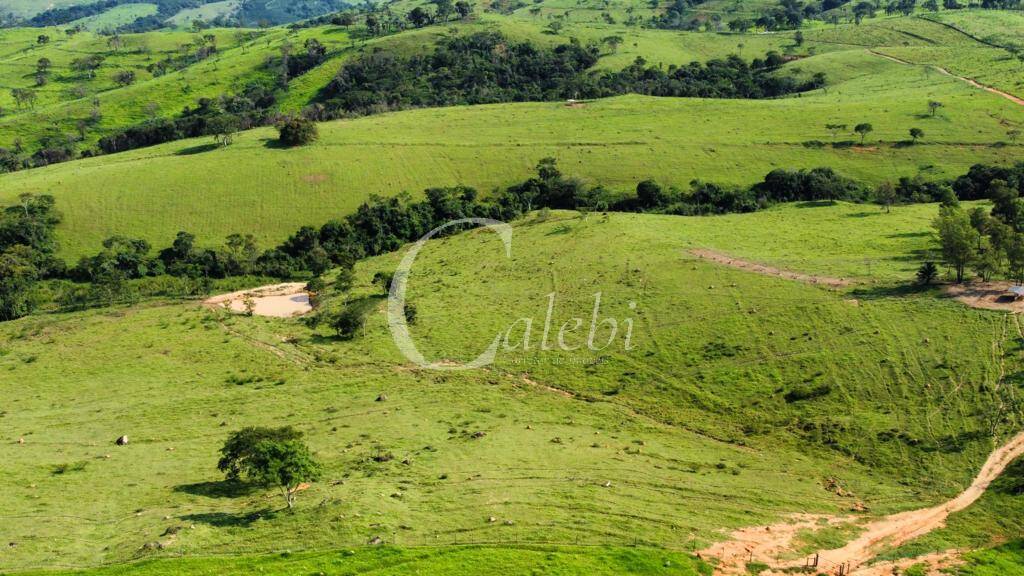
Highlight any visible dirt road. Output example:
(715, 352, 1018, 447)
(869, 49, 1024, 107)
(690, 248, 852, 288)
(701, 431, 1024, 574)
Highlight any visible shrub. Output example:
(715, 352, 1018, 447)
(277, 117, 319, 147)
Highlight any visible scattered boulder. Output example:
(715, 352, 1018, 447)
(115, 435, 129, 446)
(376, 394, 388, 402)
(488, 516, 497, 523)
(368, 536, 384, 545)
(504, 519, 515, 526)
(471, 431, 486, 439)
(603, 481, 612, 488)
(17, 438, 24, 444)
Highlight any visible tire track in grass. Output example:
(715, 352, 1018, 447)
(867, 49, 1024, 106)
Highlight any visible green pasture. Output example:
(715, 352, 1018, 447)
(3, 47, 1023, 260)
(0, 207, 1017, 571)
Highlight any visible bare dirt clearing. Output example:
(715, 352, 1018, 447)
(689, 248, 852, 288)
(203, 283, 312, 318)
(702, 431, 1024, 574)
(947, 281, 1024, 313)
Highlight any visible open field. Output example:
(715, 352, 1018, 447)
(0, 206, 1018, 572)
(4, 6, 1024, 575)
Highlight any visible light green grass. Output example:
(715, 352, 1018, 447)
(68, 4, 160, 33)
(165, 0, 241, 28)
(0, 0, 89, 18)
(3, 47, 1023, 260)
(9, 545, 711, 575)
(0, 207, 1017, 571)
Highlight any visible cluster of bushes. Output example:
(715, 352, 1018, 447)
(146, 34, 220, 78)
(319, 32, 823, 116)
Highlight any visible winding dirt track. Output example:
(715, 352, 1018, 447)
(701, 431, 1024, 574)
(868, 49, 1024, 106)
(689, 248, 852, 288)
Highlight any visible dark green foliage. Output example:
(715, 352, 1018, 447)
(98, 82, 277, 155)
(916, 261, 938, 285)
(276, 116, 319, 147)
(218, 426, 304, 481)
(331, 302, 372, 339)
(372, 271, 394, 294)
(784, 383, 833, 403)
(754, 167, 866, 203)
(321, 32, 822, 116)
(636, 180, 669, 209)
(243, 438, 322, 509)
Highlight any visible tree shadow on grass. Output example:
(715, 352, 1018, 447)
(848, 283, 939, 300)
(174, 480, 260, 499)
(794, 200, 838, 208)
(175, 143, 219, 156)
(181, 508, 277, 527)
(262, 138, 289, 149)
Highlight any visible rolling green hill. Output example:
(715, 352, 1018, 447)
(2, 52, 1022, 261)
(0, 203, 1018, 573)
(4, 6, 1024, 574)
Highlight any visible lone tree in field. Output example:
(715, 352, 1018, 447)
(909, 127, 924, 143)
(114, 70, 136, 86)
(250, 439, 321, 509)
(277, 116, 318, 147)
(36, 57, 51, 75)
(218, 427, 321, 509)
(854, 122, 873, 144)
(218, 426, 304, 480)
(825, 123, 847, 141)
(602, 35, 624, 53)
(928, 100, 943, 117)
(209, 114, 239, 147)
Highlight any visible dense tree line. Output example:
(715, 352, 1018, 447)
(0, 194, 65, 320)
(6, 160, 1018, 322)
(26, 0, 213, 28)
(98, 82, 278, 154)
(927, 162, 1024, 283)
(319, 32, 824, 115)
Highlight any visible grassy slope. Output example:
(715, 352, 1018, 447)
(10, 546, 711, 575)
(0, 26, 276, 135)
(2, 46, 1022, 260)
(165, 0, 242, 28)
(0, 204, 1018, 571)
(0, 0, 89, 19)
(69, 4, 161, 33)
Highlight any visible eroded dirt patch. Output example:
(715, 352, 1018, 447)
(947, 281, 1024, 313)
(690, 248, 852, 288)
(701, 431, 1024, 574)
(204, 283, 312, 318)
